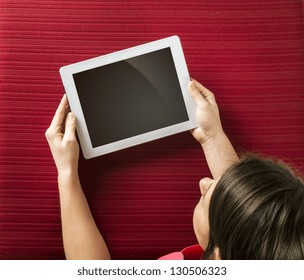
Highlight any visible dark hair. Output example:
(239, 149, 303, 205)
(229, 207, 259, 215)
(204, 154, 304, 259)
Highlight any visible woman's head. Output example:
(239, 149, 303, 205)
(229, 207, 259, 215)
(194, 154, 304, 259)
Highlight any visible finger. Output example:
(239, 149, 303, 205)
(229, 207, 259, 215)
(49, 95, 69, 129)
(189, 80, 215, 104)
(189, 80, 207, 106)
(63, 112, 77, 141)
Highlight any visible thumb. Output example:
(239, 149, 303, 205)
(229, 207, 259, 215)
(63, 112, 76, 141)
(188, 80, 207, 106)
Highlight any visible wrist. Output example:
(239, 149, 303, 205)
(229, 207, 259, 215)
(201, 130, 239, 179)
(201, 129, 226, 151)
(57, 170, 82, 199)
(58, 168, 79, 185)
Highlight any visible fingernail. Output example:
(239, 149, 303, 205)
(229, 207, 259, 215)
(191, 81, 198, 91)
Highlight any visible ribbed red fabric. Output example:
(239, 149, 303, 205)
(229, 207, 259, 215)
(0, 0, 303, 259)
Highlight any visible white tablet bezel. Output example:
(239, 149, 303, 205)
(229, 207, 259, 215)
(60, 35, 198, 159)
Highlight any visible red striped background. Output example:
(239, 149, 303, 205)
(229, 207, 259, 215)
(0, 0, 303, 259)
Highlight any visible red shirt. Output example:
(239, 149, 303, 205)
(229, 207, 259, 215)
(158, 244, 204, 260)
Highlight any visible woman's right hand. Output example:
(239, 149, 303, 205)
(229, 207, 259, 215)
(188, 79, 224, 146)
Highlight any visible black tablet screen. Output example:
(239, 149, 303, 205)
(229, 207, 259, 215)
(73, 47, 189, 148)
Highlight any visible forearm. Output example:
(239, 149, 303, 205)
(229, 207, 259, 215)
(58, 172, 111, 260)
(201, 131, 239, 179)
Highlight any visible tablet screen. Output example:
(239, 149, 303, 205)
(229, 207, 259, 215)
(73, 47, 189, 148)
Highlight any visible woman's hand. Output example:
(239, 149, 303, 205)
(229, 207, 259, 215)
(188, 80, 224, 146)
(189, 79, 239, 178)
(45, 95, 79, 176)
(46, 97, 110, 260)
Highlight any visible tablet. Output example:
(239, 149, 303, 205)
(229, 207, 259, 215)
(60, 35, 198, 159)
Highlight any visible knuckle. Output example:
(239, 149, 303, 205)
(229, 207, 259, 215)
(64, 137, 76, 146)
(45, 128, 53, 139)
(65, 138, 74, 144)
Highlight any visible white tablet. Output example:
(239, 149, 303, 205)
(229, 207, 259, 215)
(60, 35, 198, 159)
